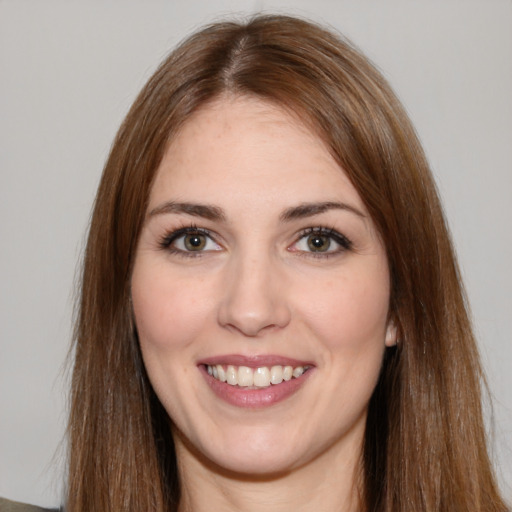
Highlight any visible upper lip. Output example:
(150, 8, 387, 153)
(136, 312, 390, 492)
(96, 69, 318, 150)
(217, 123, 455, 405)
(197, 354, 315, 368)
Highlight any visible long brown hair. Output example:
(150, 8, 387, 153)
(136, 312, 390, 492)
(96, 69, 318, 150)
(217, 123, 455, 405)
(67, 14, 508, 511)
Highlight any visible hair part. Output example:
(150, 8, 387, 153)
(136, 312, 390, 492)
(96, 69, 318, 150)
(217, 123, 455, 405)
(67, 14, 508, 512)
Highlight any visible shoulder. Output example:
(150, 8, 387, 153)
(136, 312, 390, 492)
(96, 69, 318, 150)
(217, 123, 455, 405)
(0, 498, 60, 512)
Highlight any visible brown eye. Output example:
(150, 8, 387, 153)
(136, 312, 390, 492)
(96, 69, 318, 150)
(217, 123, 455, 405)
(161, 228, 222, 255)
(307, 234, 331, 252)
(184, 233, 207, 251)
(290, 228, 352, 257)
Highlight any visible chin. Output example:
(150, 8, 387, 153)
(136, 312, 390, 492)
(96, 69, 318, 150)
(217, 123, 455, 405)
(176, 424, 309, 477)
(207, 447, 304, 478)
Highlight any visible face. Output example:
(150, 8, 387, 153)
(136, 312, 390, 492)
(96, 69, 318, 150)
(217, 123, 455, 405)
(131, 96, 396, 476)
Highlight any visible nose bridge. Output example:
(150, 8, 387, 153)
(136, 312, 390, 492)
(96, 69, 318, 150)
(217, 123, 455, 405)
(217, 243, 290, 337)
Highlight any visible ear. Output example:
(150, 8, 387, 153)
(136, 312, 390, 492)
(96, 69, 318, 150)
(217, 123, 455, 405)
(384, 318, 398, 347)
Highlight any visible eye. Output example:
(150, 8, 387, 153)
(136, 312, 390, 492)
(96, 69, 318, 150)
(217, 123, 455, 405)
(291, 228, 352, 255)
(303, 233, 332, 252)
(160, 227, 222, 255)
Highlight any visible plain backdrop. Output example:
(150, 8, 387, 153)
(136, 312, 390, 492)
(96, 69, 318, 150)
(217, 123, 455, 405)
(1, 0, 511, 507)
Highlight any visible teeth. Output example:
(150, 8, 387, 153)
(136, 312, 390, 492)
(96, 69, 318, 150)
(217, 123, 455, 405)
(206, 364, 308, 388)
(292, 366, 304, 378)
(217, 365, 227, 382)
(253, 367, 270, 387)
(270, 365, 283, 385)
(226, 365, 237, 385)
(237, 366, 253, 387)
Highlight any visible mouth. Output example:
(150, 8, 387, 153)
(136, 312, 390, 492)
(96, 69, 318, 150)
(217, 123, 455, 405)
(198, 356, 314, 408)
(204, 364, 310, 388)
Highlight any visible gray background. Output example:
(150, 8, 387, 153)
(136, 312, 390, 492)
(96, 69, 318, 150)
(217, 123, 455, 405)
(1, 0, 510, 507)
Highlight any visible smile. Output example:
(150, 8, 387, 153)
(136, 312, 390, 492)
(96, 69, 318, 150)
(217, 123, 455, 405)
(206, 364, 310, 388)
(199, 357, 315, 408)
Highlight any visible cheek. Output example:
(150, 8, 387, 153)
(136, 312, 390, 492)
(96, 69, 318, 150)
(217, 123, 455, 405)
(131, 262, 212, 352)
(131, 262, 214, 418)
(298, 268, 390, 354)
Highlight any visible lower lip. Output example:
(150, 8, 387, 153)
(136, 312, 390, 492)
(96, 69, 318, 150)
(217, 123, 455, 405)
(199, 366, 313, 408)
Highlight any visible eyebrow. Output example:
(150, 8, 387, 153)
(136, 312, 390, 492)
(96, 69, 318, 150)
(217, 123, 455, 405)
(148, 201, 226, 221)
(279, 201, 365, 221)
(147, 200, 365, 223)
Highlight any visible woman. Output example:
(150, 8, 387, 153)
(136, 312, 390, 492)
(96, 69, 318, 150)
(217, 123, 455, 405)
(2, 13, 507, 512)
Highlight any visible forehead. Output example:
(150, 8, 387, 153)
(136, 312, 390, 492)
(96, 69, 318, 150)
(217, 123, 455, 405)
(149, 96, 365, 213)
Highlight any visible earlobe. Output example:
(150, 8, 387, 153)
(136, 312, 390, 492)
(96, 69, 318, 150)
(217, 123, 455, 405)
(385, 319, 398, 347)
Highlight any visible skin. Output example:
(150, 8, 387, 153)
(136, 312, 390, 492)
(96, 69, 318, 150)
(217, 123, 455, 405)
(131, 95, 396, 512)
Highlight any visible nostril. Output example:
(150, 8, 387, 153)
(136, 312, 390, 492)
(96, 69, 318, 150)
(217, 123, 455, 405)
(221, 319, 281, 338)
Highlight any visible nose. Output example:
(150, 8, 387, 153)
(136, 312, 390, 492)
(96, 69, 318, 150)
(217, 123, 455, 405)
(217, 252, 291, 337)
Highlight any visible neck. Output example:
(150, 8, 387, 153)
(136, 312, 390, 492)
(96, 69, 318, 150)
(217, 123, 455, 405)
(175, 431, 363, 512)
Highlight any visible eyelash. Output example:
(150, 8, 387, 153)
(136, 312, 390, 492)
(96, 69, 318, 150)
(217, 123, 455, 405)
(157, 224, 353, 258)
(158, 224, 218, 258)
(292, 227, 353, 258)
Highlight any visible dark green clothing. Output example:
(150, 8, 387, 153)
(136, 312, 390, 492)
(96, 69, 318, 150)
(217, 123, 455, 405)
(0, 498, 59, 512)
